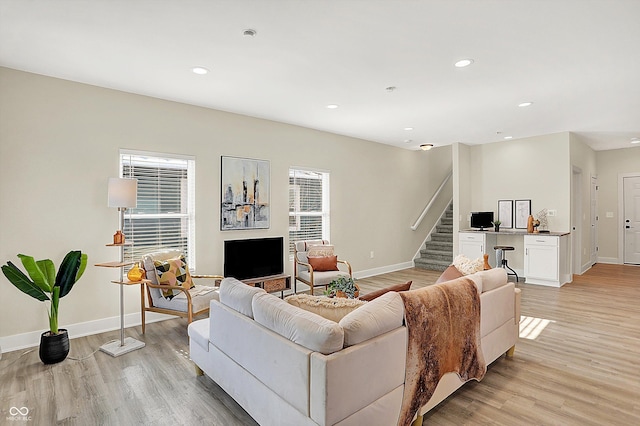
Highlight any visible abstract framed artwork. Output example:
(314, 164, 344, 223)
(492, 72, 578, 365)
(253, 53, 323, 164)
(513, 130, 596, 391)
(221, 156, 270, 230)
(515, 199, 531, 229)
(497, 200, 513, 229)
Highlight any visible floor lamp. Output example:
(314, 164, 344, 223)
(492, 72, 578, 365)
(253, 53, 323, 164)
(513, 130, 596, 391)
(99, 177, 146, 357)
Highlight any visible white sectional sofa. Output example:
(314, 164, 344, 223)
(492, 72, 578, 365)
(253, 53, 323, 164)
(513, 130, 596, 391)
(188, 268, 520, 426)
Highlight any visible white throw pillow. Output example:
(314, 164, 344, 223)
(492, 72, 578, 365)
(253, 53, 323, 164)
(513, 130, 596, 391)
(285, 294, 366, 322)
(452, 254, 484, 275)
(339, 292, 404, 346)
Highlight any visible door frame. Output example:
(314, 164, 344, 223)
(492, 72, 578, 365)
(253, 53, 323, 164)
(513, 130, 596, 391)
(618, 172, 640, 264)
(572, 166, 582, 275)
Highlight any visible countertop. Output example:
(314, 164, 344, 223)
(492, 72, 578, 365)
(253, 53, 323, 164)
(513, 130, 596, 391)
(461, 229, 570, 237)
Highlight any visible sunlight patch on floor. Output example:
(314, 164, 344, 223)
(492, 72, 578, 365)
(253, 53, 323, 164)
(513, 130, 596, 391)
(519, 315, 554, 340)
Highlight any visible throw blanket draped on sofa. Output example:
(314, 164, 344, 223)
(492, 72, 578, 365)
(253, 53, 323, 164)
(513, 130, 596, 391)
(397, 277, 486, 426)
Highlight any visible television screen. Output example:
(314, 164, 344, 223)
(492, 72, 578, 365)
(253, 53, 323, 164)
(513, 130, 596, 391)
(470, 212, 494, 230)
(224, 237, 284, 280)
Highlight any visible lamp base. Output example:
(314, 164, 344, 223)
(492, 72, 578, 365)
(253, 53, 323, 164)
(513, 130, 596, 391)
(99, 337, 145, 357)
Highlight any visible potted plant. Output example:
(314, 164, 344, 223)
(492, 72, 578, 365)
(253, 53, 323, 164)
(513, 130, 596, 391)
(325, 276, 360, 299)
(492, 220, 502, 232)
(2, 250, 87, 364)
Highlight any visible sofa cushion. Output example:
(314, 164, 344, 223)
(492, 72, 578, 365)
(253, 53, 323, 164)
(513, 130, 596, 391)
(252, 292, 345, 354)
(286, 294, 366, 322)
(219, 277, 265, 318)
(339, 291, 405, 346)
(359, 281, 412, 302)
(308, 255, 339, 272)
(468, 268, 507, 293)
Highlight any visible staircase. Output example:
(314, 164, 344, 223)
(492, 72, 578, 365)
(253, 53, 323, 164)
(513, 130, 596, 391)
(414, 204, 454, 271)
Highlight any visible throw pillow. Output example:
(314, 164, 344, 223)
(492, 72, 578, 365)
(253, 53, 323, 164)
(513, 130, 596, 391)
(308, 255, 339, 272)
(435, 265, 464, 284)
(452, 254, 484, 276)
(307, 244, 334, 258)
(285, 294, 367, 323)
(154, 255, 194, 299)
(358, 281, 412, 302)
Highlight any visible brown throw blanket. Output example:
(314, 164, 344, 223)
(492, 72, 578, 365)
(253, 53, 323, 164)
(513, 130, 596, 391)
(397, 277, 486, 426)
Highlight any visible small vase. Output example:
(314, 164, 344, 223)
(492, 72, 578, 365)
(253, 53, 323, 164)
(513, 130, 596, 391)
(494, 226, 500, 232)
(39, 329, 69, 364)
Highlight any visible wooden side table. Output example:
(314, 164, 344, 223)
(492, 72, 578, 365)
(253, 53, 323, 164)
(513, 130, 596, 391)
(242, 274, 291, 297)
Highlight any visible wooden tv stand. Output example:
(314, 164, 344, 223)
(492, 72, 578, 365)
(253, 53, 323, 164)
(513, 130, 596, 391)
(242, 274, 291, 296)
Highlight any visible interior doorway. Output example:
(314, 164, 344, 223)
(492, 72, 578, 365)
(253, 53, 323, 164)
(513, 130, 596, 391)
(623, 175, 640, 264)
(572, 167, 582, 275)
(590, 175, 598, 266)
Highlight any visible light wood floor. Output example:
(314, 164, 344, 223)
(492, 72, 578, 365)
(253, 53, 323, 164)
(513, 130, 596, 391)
(1, 264, 638, 425)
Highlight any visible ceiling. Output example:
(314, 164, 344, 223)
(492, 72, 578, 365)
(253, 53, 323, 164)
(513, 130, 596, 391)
(1, 0, 639, 151)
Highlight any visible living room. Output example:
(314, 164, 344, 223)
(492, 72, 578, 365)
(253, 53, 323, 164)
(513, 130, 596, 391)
(1, 1, 640, 425)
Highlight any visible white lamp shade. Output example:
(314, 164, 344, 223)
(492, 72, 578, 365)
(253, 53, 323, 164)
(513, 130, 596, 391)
(108, 178, 138, 208)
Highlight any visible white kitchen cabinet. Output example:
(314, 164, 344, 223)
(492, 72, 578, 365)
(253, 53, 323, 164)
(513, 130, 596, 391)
(524, 235, 570, 287)
(458, 232, 497, 266)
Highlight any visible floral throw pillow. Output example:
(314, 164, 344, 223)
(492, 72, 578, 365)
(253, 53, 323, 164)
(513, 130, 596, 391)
(153, 255, 194, 299)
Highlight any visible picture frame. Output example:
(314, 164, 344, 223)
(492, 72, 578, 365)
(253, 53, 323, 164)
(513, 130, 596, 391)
(497, 200, 513, 229)
(515, 199, 532, 229)
(221, 156, 270, 230)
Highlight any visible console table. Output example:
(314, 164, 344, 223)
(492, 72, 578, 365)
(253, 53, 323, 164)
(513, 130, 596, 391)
(242, 274, 291, 297)
(459, 230, 571, 287)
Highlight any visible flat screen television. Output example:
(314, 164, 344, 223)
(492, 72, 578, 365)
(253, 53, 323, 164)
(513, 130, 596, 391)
(224, 237, 284, 280)
(470, 211, 494, 230)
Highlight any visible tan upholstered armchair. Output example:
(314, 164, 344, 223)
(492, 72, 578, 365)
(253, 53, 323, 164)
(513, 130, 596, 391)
(140, 250, 223, 333)
(293, 240, 352, 295)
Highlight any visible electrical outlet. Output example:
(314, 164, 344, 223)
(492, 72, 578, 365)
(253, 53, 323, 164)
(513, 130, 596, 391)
(606, 212, 614, 218)
(547, 209, 557, 217)
(370, 251, 374, 259)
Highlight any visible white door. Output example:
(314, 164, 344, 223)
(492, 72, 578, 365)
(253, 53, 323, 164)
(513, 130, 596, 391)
(623, 176, 640, 264)
(590, 176, 598, 265)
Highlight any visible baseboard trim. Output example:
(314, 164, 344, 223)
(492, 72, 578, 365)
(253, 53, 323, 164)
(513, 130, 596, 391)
(353, 261, 414, 279)
(597, 257, 621, 264)
(0, 311, 175, 354)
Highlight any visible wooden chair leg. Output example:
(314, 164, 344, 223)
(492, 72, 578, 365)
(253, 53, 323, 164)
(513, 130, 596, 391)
(195, 364, 204, 376)
(412, 413, 424, 426)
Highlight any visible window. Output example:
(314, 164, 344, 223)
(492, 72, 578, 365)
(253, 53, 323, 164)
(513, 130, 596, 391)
(288, 168, 330, 254)
(120, 150, 196, 269)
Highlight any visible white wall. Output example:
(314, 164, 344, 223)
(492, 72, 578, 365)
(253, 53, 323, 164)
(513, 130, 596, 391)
(0, 68, 452, 345)
(595, 145, 640, 262)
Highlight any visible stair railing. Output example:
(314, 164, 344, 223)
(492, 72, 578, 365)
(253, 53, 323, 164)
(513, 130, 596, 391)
(410, 170, 452, 231)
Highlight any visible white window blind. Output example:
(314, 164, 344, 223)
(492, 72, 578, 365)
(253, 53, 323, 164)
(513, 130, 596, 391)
(289, 168, 330, 254)
(120, 151, 196, 269)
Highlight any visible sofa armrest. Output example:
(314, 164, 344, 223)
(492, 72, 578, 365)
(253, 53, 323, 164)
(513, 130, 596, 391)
(514, 287, 521, 325)
(310, 327, 406, 425)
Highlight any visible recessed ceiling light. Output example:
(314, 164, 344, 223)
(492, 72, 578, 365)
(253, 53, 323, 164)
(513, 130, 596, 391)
(518, 101, 533, 107)
(192, 67, 208, 75)
(404, 127, 414, 131)
(420, 144, 434, 151)
(504, 136, 513, 140)
(243, 29, 257, 37)
(326, 104, 339, 109)
(386, 86, 397, 92)
(454, 59, 474, 68)
(631, 138, 640, 144)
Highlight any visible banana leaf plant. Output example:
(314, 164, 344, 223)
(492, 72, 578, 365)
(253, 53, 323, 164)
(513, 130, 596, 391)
(2, 251, 87, 335)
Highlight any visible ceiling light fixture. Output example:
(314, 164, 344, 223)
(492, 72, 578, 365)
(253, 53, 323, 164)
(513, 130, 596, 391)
(518, 101, 533, 107)
(404, 127, 414, 131)
(420, 144, 434, 151)
(632, 138, 640, 144)
(326, 104, 339, 109)
(454, 59, 474, 68)
(386, 86, 397, 92)
(243, 29, 257, 37)
(504, 136, 513, 140)
(192, 67, 209, 75)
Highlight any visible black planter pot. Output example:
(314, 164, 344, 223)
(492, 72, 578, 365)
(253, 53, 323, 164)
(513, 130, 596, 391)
(39, 329, 69, 364)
